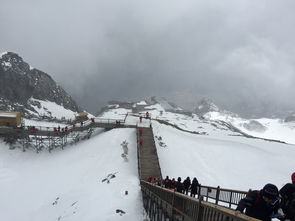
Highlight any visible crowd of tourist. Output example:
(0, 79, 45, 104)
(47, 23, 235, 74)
(147, 172, 295, 221)
(147, 175, 201, 198)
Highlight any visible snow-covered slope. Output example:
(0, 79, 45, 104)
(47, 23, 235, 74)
(27, 98, 78, 120)
(0, 128, 144, 221)
(153, 120, 294, 190)
(205, 111, 295, 144)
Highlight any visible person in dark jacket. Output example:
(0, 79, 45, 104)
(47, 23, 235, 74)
(279, 172, 295, 221)
(190, 177, 199, 197)
(175, 177, 184, 193)
(235, 183, 280, 221)
(183, 177, 191, 195)
(163, 176, 171, 189)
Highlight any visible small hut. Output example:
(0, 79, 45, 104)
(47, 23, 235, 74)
(0, 112, 22, 127)
(75, 112, 89, 122)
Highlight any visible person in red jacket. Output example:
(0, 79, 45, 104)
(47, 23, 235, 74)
(147, 176, 154, 183)
(139, 138, 143, 147)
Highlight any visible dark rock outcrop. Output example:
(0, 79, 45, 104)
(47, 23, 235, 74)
(194, 98, 219, 116)
(0, 52, 80, 117)
(285, 113, 295, 122)
(242, 120, 267, 132)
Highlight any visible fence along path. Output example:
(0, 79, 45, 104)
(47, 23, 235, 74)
(0, 118, 134, 138)
(141, 181, 260, 221)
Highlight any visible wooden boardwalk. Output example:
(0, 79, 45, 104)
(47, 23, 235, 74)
(137, 127, 162, 181)
(0, 122, 135, 138)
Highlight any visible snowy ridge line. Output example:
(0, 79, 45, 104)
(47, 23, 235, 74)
(218, 120, 287, 144)
(141, 181, 259, 221)
(154, 118, 207, 135)
(155, 117, 287, 144)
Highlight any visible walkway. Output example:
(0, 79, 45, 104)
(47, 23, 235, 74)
(137, 126, 162, 181)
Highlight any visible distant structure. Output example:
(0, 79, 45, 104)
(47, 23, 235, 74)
(75, 112, 88, 122)
(0, 112, 22, 127)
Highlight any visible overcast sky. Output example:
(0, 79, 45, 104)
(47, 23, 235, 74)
(1, 0, 295, 116)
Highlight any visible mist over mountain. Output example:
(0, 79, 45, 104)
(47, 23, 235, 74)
(0, 52, 80, 117)
(161, 91, 295, 119)
(1, 51, 294, 120)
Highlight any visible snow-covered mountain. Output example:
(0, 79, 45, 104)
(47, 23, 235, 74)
(96, 96, 187, 117)
(0, 52, 80, 119)
(193, 97, 238, 118)
(99, 98, 295, 144)
(285, 112, 295, 122)
(204, 110, 295, 145)
(0, 100, 294, 220)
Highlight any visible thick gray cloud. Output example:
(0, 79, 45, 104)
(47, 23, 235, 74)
(1, 0, 295, 116)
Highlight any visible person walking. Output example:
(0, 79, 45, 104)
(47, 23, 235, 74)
(190, 177, 199, 197)
(175, 177, 184, 194)
(170, 178, 176, 190)
(163, 176, 171, 188)
(183, 177, 191, 195)
(139, 138, 143, 147)
(235, 183, 281, 221)
(280, 172, 295, 221)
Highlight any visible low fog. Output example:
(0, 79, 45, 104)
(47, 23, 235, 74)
(1, 0, 295, 116)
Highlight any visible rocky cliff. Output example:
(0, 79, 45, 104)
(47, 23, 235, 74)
(0, 52, 80, 117)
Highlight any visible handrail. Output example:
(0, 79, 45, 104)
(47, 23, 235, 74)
(136, 126, 142, 180)
(198, 185, 248, 208)
(141, 180, 260, 221)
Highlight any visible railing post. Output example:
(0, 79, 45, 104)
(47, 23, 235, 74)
(197, 185, 201, 199)
(196, 196, 204, 221)
(229, 191, 233, 209)
(215, 186, 220, 205)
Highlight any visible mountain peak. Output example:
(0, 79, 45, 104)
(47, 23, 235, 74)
(0, 51, 31, 73)
(194, 98, 219, 116)
(145, 96, 181, 111)
(0, 52, 80, 118)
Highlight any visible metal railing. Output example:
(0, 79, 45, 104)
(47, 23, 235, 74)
(141, 181, 260, 221)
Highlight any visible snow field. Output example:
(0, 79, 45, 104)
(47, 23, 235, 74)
(0, 128, 144, 221)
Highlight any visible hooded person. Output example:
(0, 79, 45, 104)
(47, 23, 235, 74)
(163, 176, 171, 188)
(190, 177, 200, 197)
(175, 177, 184, 194)
(183, 177, 191, 195)
(236, 183, 280, 221)
(279, 172, 295, 220)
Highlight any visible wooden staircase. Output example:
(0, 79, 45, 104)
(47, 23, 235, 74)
(137, 127, 162, 181)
